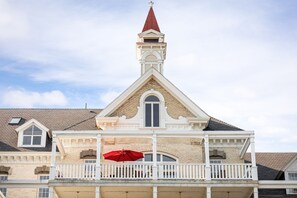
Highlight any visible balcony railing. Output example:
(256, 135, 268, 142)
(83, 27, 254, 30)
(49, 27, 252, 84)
(54, 163, 252, 180)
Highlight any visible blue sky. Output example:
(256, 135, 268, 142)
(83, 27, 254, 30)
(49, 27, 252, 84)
(0, 0, 297, 152)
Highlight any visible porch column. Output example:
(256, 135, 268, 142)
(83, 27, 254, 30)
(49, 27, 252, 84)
(152, 133, 157, 180)
(204, 134, 211, 180)
(49, 187, 54, 198)
(153, 186, 158, 198)
(96, 134, 102, 180)
(253, 187, 258, 198)
(95, 186, 101, 198)
(50, 134, 57, 180)
(206, 186, 211, 198)
(250, 135, 258, 180)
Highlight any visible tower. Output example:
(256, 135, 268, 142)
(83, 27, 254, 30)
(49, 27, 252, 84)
(136, 1, 167, 75)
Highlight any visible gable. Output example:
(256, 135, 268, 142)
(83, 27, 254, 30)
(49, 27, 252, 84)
(110, 78, 195, 119)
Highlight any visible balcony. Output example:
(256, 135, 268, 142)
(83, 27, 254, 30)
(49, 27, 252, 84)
(54, 162, 252, 180)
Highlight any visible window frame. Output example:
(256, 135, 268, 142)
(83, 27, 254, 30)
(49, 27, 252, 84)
(287, 172, 297, 194)
(139, 90, 165, 129)
(137, 152, 178, 163)
(144, 95, 160, 127)
(38, 175, 49, 198)
(0, 175, 8, 197)
(17, 120, 48, 148)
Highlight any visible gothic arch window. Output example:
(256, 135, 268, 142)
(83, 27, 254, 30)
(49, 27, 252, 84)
(144, 95, 160, 127)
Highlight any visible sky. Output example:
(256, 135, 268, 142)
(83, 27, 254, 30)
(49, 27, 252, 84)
(0, 0, 297, 152)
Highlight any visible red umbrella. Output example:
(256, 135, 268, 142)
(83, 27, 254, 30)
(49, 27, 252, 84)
(103, 149, 144, 162)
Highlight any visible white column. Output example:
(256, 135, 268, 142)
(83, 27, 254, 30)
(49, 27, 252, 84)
(50, 134, 57, 180)
(152, 133, 157, 180)
(253, 187, 258, 198)
(153, 186, 158, 198)
(95, 186, 101, 198)
(206, 186, 211, 198)
(250, 135, 258, 180)
(96, 134, 102, 180)
(204, 135, 211, 180)
(49, 187, 54, 198)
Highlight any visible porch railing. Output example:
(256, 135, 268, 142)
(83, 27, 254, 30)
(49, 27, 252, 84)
(210, 163, 252, 180)
(54, 163, 252, 180)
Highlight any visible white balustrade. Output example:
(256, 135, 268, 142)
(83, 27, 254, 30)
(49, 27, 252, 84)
(101, 162, 153, 179)
(54, 163, 252, 180)
(56, 163, 96, 180)
(210, 163, 252, 180)
(158, 163, 205, 180)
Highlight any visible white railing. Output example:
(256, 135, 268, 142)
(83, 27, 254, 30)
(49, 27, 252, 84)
(55, 163, 96, 180)
(54, 163, 252, 180)
(158, 163, 205, 180)
(101, 163, 153, 179)
(210, 163, 252, 180)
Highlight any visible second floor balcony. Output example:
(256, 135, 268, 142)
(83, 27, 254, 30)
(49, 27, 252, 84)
(54, 162, 253, 181)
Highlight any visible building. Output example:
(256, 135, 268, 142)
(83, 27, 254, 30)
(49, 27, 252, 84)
(0, 2, 297, 198)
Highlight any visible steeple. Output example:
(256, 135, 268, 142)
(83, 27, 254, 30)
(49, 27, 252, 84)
(142, 3, 160, 32)
(136, 1, 167, 75)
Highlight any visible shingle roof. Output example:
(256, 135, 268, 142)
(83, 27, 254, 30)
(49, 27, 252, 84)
(204, 117, 243, 131)
(0, 109, 101, 152)
(244, 152, 297, 180)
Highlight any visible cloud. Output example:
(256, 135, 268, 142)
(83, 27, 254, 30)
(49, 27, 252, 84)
(1, 89, 68, 107)
(100, 90, 121, 106)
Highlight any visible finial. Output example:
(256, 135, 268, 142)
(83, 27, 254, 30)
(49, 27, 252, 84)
(149, 0, 154, 8)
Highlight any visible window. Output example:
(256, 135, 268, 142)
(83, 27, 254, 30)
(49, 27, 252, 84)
(0, 175, 7, 196)
(144, 38, 159, 43)
(38, 175, 49, 198)
(23, 125, 43, 146)
(138, 153, 177, 163)
(288, 172, 297, 194)
(8, 117, 22, 125)
(144, 95, 160, 127)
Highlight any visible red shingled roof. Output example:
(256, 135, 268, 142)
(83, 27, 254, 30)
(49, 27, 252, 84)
(142, 7, 160, 32)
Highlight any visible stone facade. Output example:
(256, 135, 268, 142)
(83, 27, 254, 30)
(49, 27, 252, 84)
(110, 78, 195, 119)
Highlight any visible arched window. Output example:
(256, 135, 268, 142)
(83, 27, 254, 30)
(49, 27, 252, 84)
(144, 95, 160, 127)
(138, 153, 177, 163)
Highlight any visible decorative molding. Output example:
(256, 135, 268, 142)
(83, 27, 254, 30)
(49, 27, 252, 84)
(209, 149, 226, 159)
(80, 149, 97, 159)
(96, 117, 119, 130)
(34, 165, 50, 175)
(0, 165, 11, 175)
(0, 152, 59, 164)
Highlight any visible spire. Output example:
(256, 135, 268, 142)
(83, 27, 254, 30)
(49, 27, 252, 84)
(142, 1, 160, 32)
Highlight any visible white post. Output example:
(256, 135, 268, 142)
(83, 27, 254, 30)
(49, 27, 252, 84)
(49, 187, 54, 198)
(95, 186, 101, 198)
(152, 133, 157, 180)
(204, 135, 211, 180)
(96, 134, 102, 180)
(253, 187, 258, 198)
(250, 135, 258, 181)
(153, 186, 158, 198)
(50, 134, 57, 180)
(206, 186, 211, 198)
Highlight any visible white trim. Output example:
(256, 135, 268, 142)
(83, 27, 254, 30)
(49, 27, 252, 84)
(15, 119, 49, 134)
(97, 68, 210, 120)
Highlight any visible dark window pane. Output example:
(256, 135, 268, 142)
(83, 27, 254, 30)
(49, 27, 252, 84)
(153, 104, 159, 127)
(33, 136, 41, 145)
(33, 126, 42, 135)
(145, 95, 160, 102)
(145, 104, 152, 127)
(24, 126, 33, 135)
(144, 38, 159, 43)
(144, 154, 152, 161)
(23, 136, 31, 145)
(157, 154, 161, 161)
(163, 155, 176, 162)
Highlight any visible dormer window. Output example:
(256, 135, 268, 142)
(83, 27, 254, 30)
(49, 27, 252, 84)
(16, 119, 49, 148)
(145, 95, 160, 127)
(23, 125, 43, 146)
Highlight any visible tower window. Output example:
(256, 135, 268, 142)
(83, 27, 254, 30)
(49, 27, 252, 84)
(144, 38, 159, 43)
(145, 95, 160, 127)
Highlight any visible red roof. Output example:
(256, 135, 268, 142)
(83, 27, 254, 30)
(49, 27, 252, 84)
(142, 7, 160, 32)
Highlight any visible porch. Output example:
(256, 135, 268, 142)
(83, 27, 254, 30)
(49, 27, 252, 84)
(54, 162, 252, 180)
